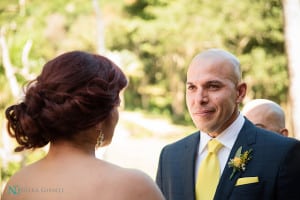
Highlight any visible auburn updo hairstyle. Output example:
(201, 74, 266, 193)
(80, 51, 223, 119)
(5, 51, 128, 152)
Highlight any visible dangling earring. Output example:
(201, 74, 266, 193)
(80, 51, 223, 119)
(95, 130, 104, 148)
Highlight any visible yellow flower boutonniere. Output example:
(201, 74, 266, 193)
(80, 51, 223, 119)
(228, 146, 253, 180)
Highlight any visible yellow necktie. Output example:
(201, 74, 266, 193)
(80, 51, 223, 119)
(196, 139, 223, 200)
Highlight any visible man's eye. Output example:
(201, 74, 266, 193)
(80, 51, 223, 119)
(187, 85, 196, 90)
(208, 84, 220, 89)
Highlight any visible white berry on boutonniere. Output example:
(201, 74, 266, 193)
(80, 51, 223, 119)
(228, 146, 253, 180)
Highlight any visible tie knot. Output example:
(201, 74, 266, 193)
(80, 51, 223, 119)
(208, 139, 223, 153)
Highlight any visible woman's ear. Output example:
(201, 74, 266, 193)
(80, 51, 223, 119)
(95, 122, 103, 130)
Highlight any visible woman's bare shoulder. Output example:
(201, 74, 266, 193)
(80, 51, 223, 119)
(2, 159, 165, 200)
(103, 163, 165, 200)
(1, 164, 37, 200)
(3, 161, 38, 184)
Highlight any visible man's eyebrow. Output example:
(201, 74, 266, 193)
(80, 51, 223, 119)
(206, 80, 222, 84)
(186, 80, 223, 85)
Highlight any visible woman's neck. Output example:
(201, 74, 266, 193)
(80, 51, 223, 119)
(46, 139, 96, 159)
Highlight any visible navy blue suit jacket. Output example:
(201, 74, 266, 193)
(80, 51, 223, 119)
(156, 119, 300, 200)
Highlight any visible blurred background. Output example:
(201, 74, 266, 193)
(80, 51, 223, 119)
(1, 0, 300, 193)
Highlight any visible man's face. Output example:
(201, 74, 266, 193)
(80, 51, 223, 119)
(186, 57, 245, 136)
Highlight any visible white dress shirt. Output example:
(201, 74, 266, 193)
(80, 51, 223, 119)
(195, 113, 245, 180)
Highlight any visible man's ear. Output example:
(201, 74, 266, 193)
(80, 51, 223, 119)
(279, 128, 289, 137)
(236, 82, 247, 104)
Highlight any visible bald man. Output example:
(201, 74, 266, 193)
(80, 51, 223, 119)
(156, 49, 300, 200)
(242, 99, 288, 136)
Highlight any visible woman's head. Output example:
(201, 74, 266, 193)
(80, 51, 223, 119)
(6, 51, 128, 151)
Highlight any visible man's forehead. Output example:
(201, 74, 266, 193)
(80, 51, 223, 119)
(188, 50, 241, 83)
(187, 61, 238, 85)
(186, 74, 237, 89)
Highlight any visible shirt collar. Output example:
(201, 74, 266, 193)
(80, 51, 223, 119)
(198, 113, 245, 154)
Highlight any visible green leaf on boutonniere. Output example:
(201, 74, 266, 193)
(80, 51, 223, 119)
(228, 146, 252, 180)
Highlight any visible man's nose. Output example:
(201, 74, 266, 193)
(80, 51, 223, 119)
(195, 88, 208, 104)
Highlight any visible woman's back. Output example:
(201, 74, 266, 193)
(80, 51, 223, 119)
(2, 145, 164, 200)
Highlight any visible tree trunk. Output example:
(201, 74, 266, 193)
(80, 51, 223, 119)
(282, 0, 300, 138)
(92, 0, 105, 54)
(0, 30, 21, 97)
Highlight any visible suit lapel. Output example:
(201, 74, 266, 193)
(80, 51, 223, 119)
(182, 132, 200, 200)
(214, 119, 257, 200)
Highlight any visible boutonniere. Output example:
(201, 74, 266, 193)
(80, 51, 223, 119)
(228, 146, 253, 180)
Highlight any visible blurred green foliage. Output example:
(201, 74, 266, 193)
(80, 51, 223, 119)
(0, 0, 288, 184)
(0, 0, 287, 122)
(106, 0, 286, 122)
(1, 161, 21, 183)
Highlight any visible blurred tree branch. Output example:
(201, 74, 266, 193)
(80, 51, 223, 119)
(0, 28, 21, 97)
